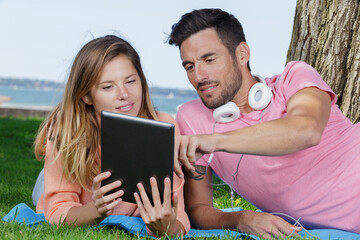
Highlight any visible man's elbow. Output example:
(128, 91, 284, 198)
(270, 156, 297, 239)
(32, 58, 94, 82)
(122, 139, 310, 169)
(298, 117, 323, 148)
(185, 203, 209, 229)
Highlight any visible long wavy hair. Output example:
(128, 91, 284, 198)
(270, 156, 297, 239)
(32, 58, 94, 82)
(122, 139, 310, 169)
(34, 35, 157, 190)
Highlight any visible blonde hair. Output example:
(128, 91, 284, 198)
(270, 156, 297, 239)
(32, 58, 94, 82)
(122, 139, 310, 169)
(34, 35, 158, 190)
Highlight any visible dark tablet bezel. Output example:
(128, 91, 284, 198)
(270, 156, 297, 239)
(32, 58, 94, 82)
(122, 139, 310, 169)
(100, 111, 174, 204)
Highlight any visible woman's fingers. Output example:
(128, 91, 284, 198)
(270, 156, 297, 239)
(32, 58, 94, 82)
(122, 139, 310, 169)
(92, 171, 111, 191)
(134, 192, 149, 222)
(97, 198, 121, 215)
(150, 177, 162, 208)
(91, 171, 124, 215)
(137, 182, 152, 209)
(93, 180, 122, 200)
(171, 190, 178, 215)
(93, 188, 123, 207)
(162, 177, 172, 209)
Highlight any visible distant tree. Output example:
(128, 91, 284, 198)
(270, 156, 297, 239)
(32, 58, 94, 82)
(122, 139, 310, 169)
(287, 0, 359, 123)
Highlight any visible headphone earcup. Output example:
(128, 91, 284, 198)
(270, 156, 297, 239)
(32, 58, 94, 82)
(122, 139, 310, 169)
(248, 83, 272, 110)
(213, 102, 240, 123)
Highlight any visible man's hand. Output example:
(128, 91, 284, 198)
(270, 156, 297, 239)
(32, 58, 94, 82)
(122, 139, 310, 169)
(237, 210, 302, 239)
(174, 135, 217, 178)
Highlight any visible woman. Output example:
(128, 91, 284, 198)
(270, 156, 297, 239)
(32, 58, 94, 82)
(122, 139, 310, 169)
(34, 35, 190, 237)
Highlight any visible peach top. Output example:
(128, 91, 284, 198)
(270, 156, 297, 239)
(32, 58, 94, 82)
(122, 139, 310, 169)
(36, 112, 190, 234)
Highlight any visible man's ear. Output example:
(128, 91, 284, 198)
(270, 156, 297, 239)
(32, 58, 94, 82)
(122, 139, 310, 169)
(82, 94, 93, 106)
(235, 42, 250, 68)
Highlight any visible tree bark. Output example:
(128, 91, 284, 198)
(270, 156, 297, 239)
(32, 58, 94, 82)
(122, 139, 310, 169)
(287, 0, 360, 123)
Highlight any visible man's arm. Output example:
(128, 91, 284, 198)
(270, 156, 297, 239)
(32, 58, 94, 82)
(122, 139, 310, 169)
(184, 165, 301, 239)
(176, 87, 332, 171)
(216, 87, 332, 155)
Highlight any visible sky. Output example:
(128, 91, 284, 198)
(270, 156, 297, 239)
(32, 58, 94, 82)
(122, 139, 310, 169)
(0, 0, 297, 90)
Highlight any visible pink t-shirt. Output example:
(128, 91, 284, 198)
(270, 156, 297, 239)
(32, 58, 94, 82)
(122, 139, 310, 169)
(36, 112, 190, 234)
(176, 61, 360, 233)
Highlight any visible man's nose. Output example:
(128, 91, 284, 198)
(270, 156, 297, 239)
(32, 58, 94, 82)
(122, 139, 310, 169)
(194, 64, 208, 83)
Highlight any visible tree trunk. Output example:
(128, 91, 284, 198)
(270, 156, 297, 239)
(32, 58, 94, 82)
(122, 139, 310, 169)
(287, 0, 360, 123)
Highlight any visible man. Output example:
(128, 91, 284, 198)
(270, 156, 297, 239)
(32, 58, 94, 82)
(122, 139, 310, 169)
(169, 8, 360, 239)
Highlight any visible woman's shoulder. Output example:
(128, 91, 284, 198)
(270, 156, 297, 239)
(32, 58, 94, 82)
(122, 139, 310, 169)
(156, 111, 176, 123)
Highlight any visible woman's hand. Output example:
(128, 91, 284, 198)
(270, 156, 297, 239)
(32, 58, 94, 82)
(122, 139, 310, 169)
(91, 171, 124, 218)
(134, 177, 182, 237)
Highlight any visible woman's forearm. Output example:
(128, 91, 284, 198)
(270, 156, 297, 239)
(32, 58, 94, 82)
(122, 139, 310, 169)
(64, 201, 105, 226)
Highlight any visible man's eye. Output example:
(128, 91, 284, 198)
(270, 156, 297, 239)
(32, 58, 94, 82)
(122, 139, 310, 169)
(206, 58, 215, 63)
(185, 65, 194, 71)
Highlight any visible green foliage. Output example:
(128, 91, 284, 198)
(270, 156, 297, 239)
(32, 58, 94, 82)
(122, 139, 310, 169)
(0, 117, 44, 216)
(212, 175, 257, 211)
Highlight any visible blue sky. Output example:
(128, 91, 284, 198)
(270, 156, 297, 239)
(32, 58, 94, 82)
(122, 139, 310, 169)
(0, 0, 296, 90)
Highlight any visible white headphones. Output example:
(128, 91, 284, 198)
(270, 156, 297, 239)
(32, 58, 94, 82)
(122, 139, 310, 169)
(213, 75, 272, 123)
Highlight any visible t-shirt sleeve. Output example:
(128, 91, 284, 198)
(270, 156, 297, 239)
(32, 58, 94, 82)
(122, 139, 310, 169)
(176, 107, 197, 136)
(277, 61, 337, 105)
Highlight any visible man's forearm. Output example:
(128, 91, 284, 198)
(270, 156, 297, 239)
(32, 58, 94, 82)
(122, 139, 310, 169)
(188, 204, 243, 231)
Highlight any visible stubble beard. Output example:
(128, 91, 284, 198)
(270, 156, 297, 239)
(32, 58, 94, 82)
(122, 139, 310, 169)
(200, 64, 242, 109)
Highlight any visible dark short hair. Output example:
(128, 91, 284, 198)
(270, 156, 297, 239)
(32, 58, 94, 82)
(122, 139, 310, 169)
(168, 8, 247, 57)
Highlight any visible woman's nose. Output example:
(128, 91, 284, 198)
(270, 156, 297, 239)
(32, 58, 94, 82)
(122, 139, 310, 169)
(117, 86, 129, 100)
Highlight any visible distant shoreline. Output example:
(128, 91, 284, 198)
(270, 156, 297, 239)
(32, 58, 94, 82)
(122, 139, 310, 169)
(0, 105, 51, 118)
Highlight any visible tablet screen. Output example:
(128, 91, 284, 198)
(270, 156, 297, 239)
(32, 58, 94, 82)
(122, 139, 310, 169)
(101, 111, 174, 204)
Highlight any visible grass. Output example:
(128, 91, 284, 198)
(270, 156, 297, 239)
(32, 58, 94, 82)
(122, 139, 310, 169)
(0, 116, 303, 239)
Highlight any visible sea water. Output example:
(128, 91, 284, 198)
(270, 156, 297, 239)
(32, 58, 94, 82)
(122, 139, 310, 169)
(0, 86, 198, 115)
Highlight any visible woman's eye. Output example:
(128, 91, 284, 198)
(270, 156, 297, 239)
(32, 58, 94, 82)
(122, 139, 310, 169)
(102, 85, 113, 90)
(126, 79, 136, 84)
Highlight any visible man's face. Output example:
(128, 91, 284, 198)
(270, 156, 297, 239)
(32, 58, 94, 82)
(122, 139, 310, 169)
(180, 28, 242, 109)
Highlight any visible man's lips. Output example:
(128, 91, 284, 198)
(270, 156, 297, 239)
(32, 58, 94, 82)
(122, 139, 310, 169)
(198, 84, 218, 93)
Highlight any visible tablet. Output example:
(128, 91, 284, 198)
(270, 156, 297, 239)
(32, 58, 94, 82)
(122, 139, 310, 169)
(101, 111, 174, 204)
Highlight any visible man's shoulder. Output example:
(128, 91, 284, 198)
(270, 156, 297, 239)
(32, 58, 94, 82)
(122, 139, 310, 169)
(178, 98, 207, 113)
(282, 60, 317, 75)
(176, 98, 214, 134)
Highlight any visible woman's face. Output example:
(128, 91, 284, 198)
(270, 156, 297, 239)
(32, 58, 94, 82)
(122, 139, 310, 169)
(83, 55, 143, 122)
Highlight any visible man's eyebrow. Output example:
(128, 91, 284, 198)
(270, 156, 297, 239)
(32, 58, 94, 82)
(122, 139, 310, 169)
(200, 52, 216, 59)
(182, 60, 192, 68)
(182, 52, 216, 68)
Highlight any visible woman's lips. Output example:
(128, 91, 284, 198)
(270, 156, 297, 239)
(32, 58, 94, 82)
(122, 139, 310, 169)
(116, 103, 134, 112)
